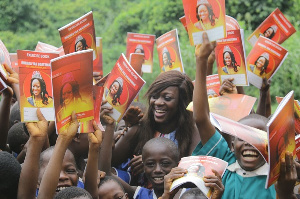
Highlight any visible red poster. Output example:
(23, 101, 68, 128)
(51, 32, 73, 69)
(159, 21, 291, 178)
(51, 49, 94, 133)
(206, 74, 220, 98)
(179, 16, 188, 32)
(0, 40, 11, 83)
(125, 33, 155, 73)
(182, 0, 226, 45)
(156, 29, 184, 73)
(103, 54, 145, 122)
(246, 36, 288, 89)
(248, 8, 296, 46)
(18, 50, 59, 122)
(9, 53, 19, 73)
(216, 29, 248, 86)
(225, 15, 240, 31)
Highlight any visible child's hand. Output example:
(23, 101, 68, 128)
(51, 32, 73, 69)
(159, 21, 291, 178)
(195, 32, 216, 60)
(59, 111, 79, 141)
(102, 114, 115, 125)
(129, 155, 144, 176)
(123, 106, 143, 127)
(162, 167, 187, 198)
(25, 108, 48, 140)
(219, 78, 237, 95)
(275, 152, 297, 198)
(4, 64, 19, 85)
(204, 169, 224, 199)
(88, 121, 103, 149)
(100, 100, 113, 123)
(208, 50, 216, 65)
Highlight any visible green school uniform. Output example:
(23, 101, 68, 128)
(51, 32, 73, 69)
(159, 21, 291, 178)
(192, 131, 276, 199)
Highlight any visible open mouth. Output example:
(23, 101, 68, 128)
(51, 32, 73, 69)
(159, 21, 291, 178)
(154, 109, 166, 117)
(56, 186, 69, 192)
(152, 176, 164, 184)
(242, 150, 259, 161)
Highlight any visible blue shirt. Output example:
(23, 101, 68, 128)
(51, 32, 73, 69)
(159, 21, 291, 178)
(192, 130, 276, 199)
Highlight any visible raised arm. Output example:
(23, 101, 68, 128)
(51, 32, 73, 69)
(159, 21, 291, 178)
(256, 78, 271, 117)
(37, 112, 79, 199)
(193, 33, 217, 145)
(85, 121, 103, 199)
(206, 49, 215, 76)
(18, 109, 48, 199)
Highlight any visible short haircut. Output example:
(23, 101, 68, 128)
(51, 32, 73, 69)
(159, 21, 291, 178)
(54, 186, 92, 199)
(98, 176, 125, 192)
(0, 151, 21, 199)
(180, 188, 206, 199)
(142, 137, 180, 162)
(238, 113, 269, 124)
(9, 101, 21, 128)
(8, 123, 29, 154)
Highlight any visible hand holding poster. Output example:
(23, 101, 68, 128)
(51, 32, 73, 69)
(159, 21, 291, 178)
(246, 36, 288, 89)
(17, 50, 59, 122)
(103, 54, 145, 122)
(51, 49, 94, 134)
(182, 0, 226, 45)
(248, 8, 296, 46)
(125, 33, 155, 73)
(156, 29, 184, 73)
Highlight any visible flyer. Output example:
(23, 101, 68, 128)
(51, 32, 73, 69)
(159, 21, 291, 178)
(103, 54, 145, 122)
(248, 8, 296, 46)
(206, 74, 220, 98)
(156, 29, 184, 73)
(51, 49, 94, 134)
(9, 53, 19, 73)
(225, 15, 240, 31)
(17, 50, 58, 122)
(182, 0, 226, 45)
(0, 40, 11, 83)
(246, 36, 288, 89)
(125, 33, 155, 73)
(179, 16, 188, 32)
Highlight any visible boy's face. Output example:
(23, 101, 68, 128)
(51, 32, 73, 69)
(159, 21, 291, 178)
(38, 150, 79, 193)
(98, 180, 128, 199)
(143, 144, 177, 190)
(233, 119, 267, 171)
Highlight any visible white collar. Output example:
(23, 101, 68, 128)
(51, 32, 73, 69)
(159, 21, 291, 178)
(227, 161, 269, 177)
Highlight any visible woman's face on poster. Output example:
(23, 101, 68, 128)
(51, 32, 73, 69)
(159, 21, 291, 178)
(76, 41, 83, 51)
(224, 52, 232, 67)
(110, 82, 120, 96)
(198, 4, 209, 21)
(163, 53, 169, 66)
(32, 79, 41, 97)
(264, 28, 274, 38)
(62, 83, 74, 105)
(135, 49, 143, 54)
(256, 57, 266, 69)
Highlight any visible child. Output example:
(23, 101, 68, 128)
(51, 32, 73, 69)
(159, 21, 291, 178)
(98, 176, 129, 199)
(192, 32, 276, 198)
(54, 186, 93, 199)
(7, 122, 29, 157)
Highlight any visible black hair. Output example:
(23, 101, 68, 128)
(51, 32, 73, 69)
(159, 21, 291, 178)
(162, 51, 173, 67)
(54, 186, 92, 199)
(263, 27, 276, 39)
(75, 37, 89, 52)
(0, 151, 21, 199)
(59, 81, 82, 107)
(196, 3, 216, 26)
(98, 176, 125, 192)
(223, 51, 239, 72)
(109, 80, 123, 105)
(180, 188, 206, 199)
(254, 56, 269, 76)
(8, 123, 29, 154)
(30, 77, 52, 105)
(9, 101, 21, 128)
(142, 137, 180, 163)
(134, 48, 144, 54)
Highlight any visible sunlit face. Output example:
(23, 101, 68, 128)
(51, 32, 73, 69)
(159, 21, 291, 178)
(76, 41, 83, 51)
(256, 57, 266, 69)
(264, 28, 274, 38)
(62, 83, 74, 105)
(32, 79, 41, 97)
(162, 53, 169, 66)
(198, 5, 209, 21)
(224, 52, 232, 67)
(110, 82, 120, 96)
(98, 180, 128, 199)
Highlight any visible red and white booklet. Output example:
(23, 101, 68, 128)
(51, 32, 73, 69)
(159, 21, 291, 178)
(51, 49, 94, 134)
(225, 15, 240, 31)
(246, 36, 288, 89)
(17, 50, 59, 122)
(125, 33, 155, 73)
(9, 53, 19, 73)
(182, 0, 226, 45)
(295, 134, 300, 160)
(102, 54, 145, 122)
(266, 91, 295, 188)
(156, 29, 184, 73)
(210, 113, 268, 161)
(248, 8, 296, 46)
(179, 16, 188, 32)
(206, 74, 220, 98)
(58, 11, 102, 75)
(170, 156, 228, 198)
(215, 29, 248, 86)
(0, 40, 11, 83)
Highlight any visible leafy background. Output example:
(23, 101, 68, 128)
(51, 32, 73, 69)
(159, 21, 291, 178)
(1, 0, 299, 110)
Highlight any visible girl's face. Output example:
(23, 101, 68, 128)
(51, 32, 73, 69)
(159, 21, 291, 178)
(198, 5, 209, 21)
(110, 82, 120, 95)
(256, 57, 266, 69)
(264, 27, 274, 38)
(98, 180, 128, 199)
(32, 79, 41, 97)
(162, 53, 169, 66)
(224, 52, 232, 67)
(150, 86, 179, 124)
(76, 41, 83, 51)
(62, 83, 74, 105)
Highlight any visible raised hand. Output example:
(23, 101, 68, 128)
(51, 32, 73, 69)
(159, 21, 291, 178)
(59, 111, 79, 142)
(219, 78, 238, 95)
(88, 121, 103, 149)
(204, 169, 224, 199)
(129, 155, 144, 176)
(123, 106, 143, 127)
(195, 32, 217, 60)
(25, 108, 48, 140)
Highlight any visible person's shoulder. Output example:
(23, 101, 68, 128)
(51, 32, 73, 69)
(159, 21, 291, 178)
(27, 96, 34, 106)
(222, 66, 228, 74)
(133, 186, 153, 199)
